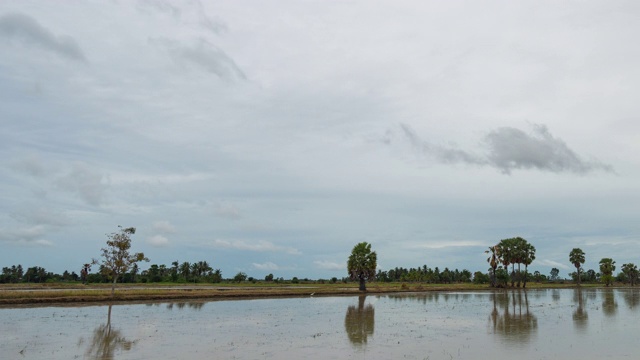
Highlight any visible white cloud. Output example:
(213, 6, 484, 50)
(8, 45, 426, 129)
(147, 235, 170, 247)
(537, 260, 570, 270)
(253, 262, 279, 271)
(407, 240, 487, 250)
(152, 220, 175, 234)
(212, 239, 301, 255)
(313, 261, 343, 271)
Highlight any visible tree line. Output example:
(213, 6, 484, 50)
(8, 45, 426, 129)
(5, 230, 640, 290)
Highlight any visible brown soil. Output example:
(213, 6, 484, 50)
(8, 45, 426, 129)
(0, 282, 593, 306)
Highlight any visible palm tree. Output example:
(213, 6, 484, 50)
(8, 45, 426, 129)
(599, 258, 616, 286)
(486, 246, 498, 287)
(347, 242, 377, 291)
(622, 263, 639, 286)
(179, 261, 191, 281)
(569, 248, 586, 286)
(522, 242, 536, 288)
(495, 240, 512, 287)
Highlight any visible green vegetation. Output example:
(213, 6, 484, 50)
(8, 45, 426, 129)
(599, 258, 616, 287)
(486, 237, 536, 288)
(347, 242, 377, 291)
(621, 263, 639, 286)
(569, 248, 586, 286)
(92, 226, 149, 296)
(3, 228, 640, 294)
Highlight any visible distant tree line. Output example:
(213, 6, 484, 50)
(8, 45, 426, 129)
(375, 266, 473, 284)
(0, 260, 222, 285)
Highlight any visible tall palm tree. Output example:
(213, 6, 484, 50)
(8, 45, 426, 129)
(347, 242, 377, 291)
(523, 243, 536, 288)
(569, 248, 586, 286)
(486, 246, 498, 287)
(179, 261, 191, 281)
(599, 258, 616, 286)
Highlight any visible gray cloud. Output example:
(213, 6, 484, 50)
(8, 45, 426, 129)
(0, 225, 52, 246)
(389, 123, 613, 175)
(55, 163, 108, 206)
(11, 155, 47, 177)
(397, 124, 486, 165)
(11, 207, 70, 228)
(485, 124, 614, 174)
(152, 37, 245, 80)
(0, 12, 86, 62)
(137, 0, 227, 34)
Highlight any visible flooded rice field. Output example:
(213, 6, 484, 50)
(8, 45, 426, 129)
(1, 288, 638, 359)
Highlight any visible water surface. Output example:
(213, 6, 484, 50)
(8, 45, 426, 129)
(1, 288, 638, 359)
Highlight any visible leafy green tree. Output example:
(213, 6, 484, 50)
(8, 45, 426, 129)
(93, 226, 149, 296)
(347, 242, 377, 291)
(265, 273, 274, 282)
(622, 263, 639, 286)
(599, 258, 616, 286)
(550, 267, 560, 281)
(233, 272, 247, 282)
(473, 271, 490, 284)
(569, 248, 586, 286)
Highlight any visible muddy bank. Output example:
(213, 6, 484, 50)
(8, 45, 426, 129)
(0, 284, 481, 306)
(0, 283, 595, 306)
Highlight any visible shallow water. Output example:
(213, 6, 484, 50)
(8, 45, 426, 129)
(1, 288, 638, 359)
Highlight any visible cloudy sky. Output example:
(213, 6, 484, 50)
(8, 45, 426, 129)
(1, 0, 639, 279)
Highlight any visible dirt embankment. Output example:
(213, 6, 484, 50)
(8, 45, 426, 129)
(0, 282, 586, 306)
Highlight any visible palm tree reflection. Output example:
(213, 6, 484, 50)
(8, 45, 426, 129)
(622, 289, 640, 310)
(489, 291, 537, 344)
(572, 289, 588, 331)
(82, 304, 135, 360)
(345, 295, 375, 346)
(602, 289, 618, 317)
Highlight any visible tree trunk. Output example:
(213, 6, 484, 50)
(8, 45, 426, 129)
(111, 275, 118, 297)
(359, 273, 366, 291)
(523, 265, 528, 288)
(576, 266, 581, 286)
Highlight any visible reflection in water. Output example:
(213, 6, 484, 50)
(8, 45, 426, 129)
(80, 304, 136, 360)
(572, 289, 588, 331)
(166, 301, 205, 310)
(344, 295, 375, 346)
(387, 292, 473, 304)
(489, 291, 538, 344)
(622, 289, 640, 310)
(602, 290, 618, 317)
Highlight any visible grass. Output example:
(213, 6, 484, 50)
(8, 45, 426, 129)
(0, 281, 619, 305)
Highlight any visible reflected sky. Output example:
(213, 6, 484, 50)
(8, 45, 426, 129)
(1, 289, 640, 359)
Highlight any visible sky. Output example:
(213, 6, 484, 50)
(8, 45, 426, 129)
(1, 0, 639, 280)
